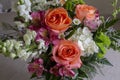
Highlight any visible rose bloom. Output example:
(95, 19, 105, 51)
(45, 7, 72, 33)
(75, 4, 97, 21)
(52, 40, 82, 69)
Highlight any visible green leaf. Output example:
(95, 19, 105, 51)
(96, 18, 119, 33)
(78, 69, 88, 78)
(96, 32, 111, 47)
(64, 0, 85, 11)
(97, 58, 113, 66)
(105, 19, 119, 29)
(30, 73, 37, 79)
(107, 30, 120, 52)
(95, 32, 111, 58)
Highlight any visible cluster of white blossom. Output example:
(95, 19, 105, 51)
(23, 29, 36, 45)
(31, 0, 68, 11)
(70, 27, 99, 56)
(1, 38, 38, 61)
(31, 0, 47, 11)
(1, 39, 31, 60)
(17, 0, 32, 22)
(38, 39, 48, 54)
(14, 21, 26, 29)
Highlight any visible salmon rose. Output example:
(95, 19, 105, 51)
(45, 7, 72, 33)
(52, 40, 82, 69)
(75, 4, 96, 21)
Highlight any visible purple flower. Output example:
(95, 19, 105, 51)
(50, 64, 75, 77)
(28, 58, 44, 77)
(84, 11, 102, 32)
(29, 11, 60, 45)
(31, 11, 46, 27)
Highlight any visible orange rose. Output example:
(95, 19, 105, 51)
(75, 4, 96, 21)
(45, 7, 72, 33)
(52, 40, 82, 69)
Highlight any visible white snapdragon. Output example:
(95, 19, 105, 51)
(10, 53, 16, 59)
(2, 39, 23, 58)
(73, 18, 81, 25)
(17, 49, 32, 61)
(3, 40, 23, 51)
(38, 39, 48, 54)
(14, 21, 26, 28)
(17, 0, 32, 22)
(32, 0, 47, 10)
(23, 29, 36, 45)
(70, 27, 99, 56)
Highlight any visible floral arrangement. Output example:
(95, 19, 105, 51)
(0, 0, 120, 80)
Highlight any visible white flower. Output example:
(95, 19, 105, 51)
(31, 51, 38, 57)
(32, 0, 47, 10)
(70, 27, 99, 56)
(24, 0, 31, 11)
(38, 39, 48, 54)
(5, 40, 15, 52)
(14, 21, 26, 28)
(10, 53, 16, 59)
(23, 30, 37, 45)
(2, 47, 6, 53)
(14, 41, 23, 50)
(23, 34, 31, 45)
(73, 18, 81, 25)
(17, 49, 32, 61)
(17, 0, 32, 22)
(78, 40, 84, 51)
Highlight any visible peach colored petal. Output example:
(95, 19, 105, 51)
(52, 40, 82, 69)
(75, 4, 96, 21)
(45, 7, 72, 33)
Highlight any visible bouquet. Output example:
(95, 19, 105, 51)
(0, 0, 120, 80)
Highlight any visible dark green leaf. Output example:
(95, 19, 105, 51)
(30, 73, 37, 79)
(97, 58, 113, 66)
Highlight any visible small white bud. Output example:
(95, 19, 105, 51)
(73, 18, 81, 25)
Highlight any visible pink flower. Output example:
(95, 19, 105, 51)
(50, 64, 75, 77)
(84, 11, 102, 31)
(75, 4, 97, 21)
(28, 58, 44, 77)
(31, 11, 46, 27)
(29, 11, 60, 45)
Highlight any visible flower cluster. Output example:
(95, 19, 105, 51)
(0, 0, 120, 80)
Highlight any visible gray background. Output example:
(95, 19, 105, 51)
(0, 0, 120, 80)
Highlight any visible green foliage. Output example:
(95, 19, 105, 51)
(107, 30, 120, 52)
(97, 58, 113, 66)
(112, 0, 120, 19)
(44, 73, 61, 80)
(74, 54, 113, 80)
(65, 23, 84, 39)
(64, 0, 85, 18)
(64, 0, 85, 11)
(95, 32, 111, 58)
(94, 17, 119, 58)
(96, 17, 119, 33)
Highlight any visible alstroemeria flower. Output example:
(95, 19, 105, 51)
(50, 64, 75, 77)
(29, 11, 60, 45)
(28, 58, 44, 77)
